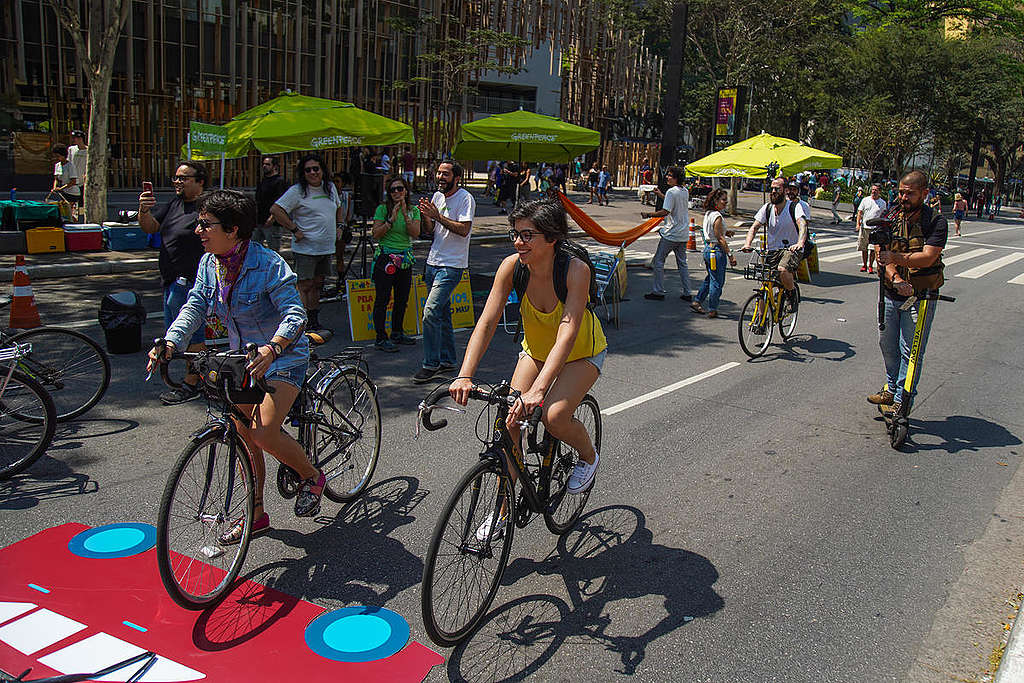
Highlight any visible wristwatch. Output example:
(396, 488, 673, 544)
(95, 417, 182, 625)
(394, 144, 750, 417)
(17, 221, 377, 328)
(269, 341, 284, 358)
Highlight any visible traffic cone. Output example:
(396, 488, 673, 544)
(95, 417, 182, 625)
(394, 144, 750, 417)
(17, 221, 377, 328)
(686, 218, 697, 252)
(10, 255, 41, 329)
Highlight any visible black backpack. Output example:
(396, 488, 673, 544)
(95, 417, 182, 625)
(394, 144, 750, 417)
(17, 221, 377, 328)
(512, 240, 599, 312)
(760, 201, 815, 258)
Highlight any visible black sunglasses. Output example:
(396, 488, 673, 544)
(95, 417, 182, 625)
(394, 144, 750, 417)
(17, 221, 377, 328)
(389, 186, 406, 193)
(304, 166, 321, 173)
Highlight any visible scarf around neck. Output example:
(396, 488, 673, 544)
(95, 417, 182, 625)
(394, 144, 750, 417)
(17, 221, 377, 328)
(215, 239, 250, 305)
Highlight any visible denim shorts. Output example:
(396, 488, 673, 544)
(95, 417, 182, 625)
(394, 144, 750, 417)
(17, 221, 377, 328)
(520, 349, 606, 374)
(164, 280, 206, 346)
(265, 361, 308, 390)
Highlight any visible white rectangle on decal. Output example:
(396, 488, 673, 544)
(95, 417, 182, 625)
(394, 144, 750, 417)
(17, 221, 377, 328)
(39, 631, 206, 682)
(0, 608, 86, 654)
(0, 602, 37, 626)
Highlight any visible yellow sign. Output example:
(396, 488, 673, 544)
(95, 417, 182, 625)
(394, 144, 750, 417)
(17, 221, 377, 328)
(412, 270, 476, 331)
(715, 88, 738, 137)
(345, 278, 421, 342)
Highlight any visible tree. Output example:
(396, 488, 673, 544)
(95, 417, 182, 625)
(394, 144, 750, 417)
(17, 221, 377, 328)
(48, 0, 130, 223)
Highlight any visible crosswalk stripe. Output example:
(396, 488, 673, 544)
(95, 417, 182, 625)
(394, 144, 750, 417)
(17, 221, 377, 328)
(818, 243, 961, 264)
(814, 242, 859, 254)
(941, 248, 993, 266)
(1008, 273, 1024, 285)
(955, 252, 1024, 279)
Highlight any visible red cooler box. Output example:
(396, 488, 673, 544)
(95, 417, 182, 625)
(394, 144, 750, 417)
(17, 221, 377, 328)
(63, 223, 105, 251)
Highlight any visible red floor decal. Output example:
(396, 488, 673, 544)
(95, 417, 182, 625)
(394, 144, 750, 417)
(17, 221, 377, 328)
(0, 523, 443, 682)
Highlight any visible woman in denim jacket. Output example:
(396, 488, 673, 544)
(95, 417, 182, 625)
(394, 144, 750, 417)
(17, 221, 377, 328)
(148, 189, 324, 542)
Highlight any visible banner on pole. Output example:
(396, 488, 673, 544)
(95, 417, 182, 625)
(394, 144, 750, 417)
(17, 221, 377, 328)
(188, 121, 228, 154)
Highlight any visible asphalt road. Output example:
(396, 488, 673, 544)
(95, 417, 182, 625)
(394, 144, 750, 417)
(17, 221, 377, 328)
(3, 207, 1024, 682)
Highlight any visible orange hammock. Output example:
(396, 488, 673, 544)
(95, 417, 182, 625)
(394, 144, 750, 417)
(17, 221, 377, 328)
(557, 192, 664, 246)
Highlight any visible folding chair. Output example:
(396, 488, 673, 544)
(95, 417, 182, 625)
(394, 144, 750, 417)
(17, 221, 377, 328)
(591, 244, 626, 329)
(501, 288, 520, 334)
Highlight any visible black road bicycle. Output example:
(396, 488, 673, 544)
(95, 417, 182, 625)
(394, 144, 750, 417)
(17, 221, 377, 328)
(0, 342, 57, 479)
(416, 380, 601, 646)
(152, 340, 381, 610)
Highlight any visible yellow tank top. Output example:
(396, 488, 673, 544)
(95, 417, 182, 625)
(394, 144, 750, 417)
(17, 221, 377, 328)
(520, 294, 607, 362)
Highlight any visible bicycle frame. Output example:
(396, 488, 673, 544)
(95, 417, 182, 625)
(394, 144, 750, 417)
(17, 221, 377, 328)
(479, 398, 557, 519)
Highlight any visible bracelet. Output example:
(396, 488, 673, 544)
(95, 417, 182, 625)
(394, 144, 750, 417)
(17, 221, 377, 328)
(269, 341, 283, 358)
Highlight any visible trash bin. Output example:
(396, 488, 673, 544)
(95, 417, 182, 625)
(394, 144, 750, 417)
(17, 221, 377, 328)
(98, 291, 147, 354)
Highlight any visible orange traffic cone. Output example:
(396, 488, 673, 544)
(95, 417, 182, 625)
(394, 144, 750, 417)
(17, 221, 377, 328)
(686, 218, 698, 252)
(10, 255, 41, 329)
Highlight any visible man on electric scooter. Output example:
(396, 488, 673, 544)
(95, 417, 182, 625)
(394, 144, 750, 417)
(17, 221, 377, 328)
(867, 170, 947, 418)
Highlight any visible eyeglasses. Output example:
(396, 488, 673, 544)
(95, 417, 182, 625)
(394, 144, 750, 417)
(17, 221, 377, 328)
(172, 174, 197, 182)
(303, 166, 322, 174)
(389, 186, 406, 193)
(196, 219, 222, 231)
(508, 228, 538, 243)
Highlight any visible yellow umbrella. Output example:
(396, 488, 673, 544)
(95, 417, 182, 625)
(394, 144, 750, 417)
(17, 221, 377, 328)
(685, 132, 842, 178)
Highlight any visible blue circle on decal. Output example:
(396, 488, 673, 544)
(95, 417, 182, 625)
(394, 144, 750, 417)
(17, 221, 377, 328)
(68, 523, 156, 559)
(305, 607, 409, 663)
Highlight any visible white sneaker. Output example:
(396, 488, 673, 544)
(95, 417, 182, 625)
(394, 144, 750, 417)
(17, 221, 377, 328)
(567, 452, 599, 494)
(475, 512, 507, 542)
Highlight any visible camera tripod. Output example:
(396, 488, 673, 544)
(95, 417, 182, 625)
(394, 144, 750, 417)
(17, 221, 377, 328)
(339, 219, 374, 281)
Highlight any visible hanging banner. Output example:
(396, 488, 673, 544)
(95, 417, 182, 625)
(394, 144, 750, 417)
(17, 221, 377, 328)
(712, 87, 747, 152)
(413, 270, 476, 332)
(188, 121, 228, 154)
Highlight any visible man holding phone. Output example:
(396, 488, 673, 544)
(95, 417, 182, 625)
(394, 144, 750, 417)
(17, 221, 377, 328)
(139, 161, 208, 404)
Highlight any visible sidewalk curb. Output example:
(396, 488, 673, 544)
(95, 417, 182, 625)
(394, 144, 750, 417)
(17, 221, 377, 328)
(995, 605, 1024, 683)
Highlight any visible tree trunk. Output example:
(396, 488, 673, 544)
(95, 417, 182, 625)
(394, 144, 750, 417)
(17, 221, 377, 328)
(84, 76, 111, 223)
(728, 176, 738, 214)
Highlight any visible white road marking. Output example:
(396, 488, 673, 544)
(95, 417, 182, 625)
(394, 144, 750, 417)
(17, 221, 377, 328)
(602, 362, 741, 416)
(1008, 272, 1024, 285)
(953, 225, 1024, 238)
(814, 242, 860, 254)
(941, 248, 993, 266)
(0, 608, 86, 655)
(819, 243, 961, 264)
(39, 631, 206, 682)
(954, 240, 1024, 252)
(955, 252, 1024, 279)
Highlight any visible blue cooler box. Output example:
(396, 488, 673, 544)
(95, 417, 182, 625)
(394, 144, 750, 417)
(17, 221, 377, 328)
(102, 222, 149, 251)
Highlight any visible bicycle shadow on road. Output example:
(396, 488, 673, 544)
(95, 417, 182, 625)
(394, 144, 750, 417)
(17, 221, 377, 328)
(0, 454, 100, 510)
(241, 476, 428, 610)
(884, 414, 1022, 455)
(447, 505, 724, 681)
(49, 417, 140, 455)
(746, 334, 855, 364)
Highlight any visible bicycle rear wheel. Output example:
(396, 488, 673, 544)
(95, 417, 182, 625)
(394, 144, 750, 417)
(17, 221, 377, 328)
(543, 394, 601, 535)
(9, 327, 111, 421)
(778, 283, 800, 340)
(314, 368, 381, 503)
(156, 429, 255, 610)
(421, 459, 516, 646)
(738, 291, 773, 358)
(0, 370, 56, 479)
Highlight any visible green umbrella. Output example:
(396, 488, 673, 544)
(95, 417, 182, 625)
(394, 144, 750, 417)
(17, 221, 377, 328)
(452, 110, 600, 163)
(183, 91, 415, 160)
(685, 132, 842, 178)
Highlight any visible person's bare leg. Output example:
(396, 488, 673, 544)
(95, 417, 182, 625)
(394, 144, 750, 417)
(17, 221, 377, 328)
(506, 354, 543, 485)
(183, 342, 206, 386)
(539, 359, 599, 464)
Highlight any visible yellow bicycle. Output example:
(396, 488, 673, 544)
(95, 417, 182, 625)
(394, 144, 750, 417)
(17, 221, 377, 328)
(737, 248, 800, 358)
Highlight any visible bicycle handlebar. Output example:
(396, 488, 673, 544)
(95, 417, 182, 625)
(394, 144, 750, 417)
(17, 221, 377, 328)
(417, 381, 543, 442)
(151, 338, 275, 395)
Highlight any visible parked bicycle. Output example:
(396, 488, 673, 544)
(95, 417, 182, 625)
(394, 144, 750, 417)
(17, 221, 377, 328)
(737, 248, 801, 358)
(416, 380, 601, 646)
(0, 293, 111, 421)
(0, 342, 57, 479)
(152, 340, 381, 610)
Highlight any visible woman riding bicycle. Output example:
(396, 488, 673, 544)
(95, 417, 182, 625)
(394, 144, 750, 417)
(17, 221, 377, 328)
(449, 199, 606, 503)
(147, 189, 324, 543)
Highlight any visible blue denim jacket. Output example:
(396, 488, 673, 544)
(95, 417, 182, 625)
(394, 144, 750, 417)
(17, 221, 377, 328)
(166, 241, 309, 370)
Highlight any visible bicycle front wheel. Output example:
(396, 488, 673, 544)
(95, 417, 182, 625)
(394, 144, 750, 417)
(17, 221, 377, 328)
(0, 370, 56, 479)
(421, 459, 516, 646)
(156, 430, 255, 610)
(9, 327, 111, 421)
(778, 284, 800, 340)
(543, 394, 601, 535)
(314, 368, 381, 503)
(738, 291, 774, 358)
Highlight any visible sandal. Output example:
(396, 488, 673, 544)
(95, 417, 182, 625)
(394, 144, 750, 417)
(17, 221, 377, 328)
(219, 512, 270, 546)
(690, 302, 707, 314)
(295, 470, 326, 517)
(707, 310, 718, 318)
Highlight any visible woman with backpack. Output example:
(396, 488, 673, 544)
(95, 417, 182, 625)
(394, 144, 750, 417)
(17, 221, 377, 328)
(449, 199, 605, 538)
(370, 175, 424, 352)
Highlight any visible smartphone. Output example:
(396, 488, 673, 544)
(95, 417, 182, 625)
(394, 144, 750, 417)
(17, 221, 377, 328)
(142, 181, 153, 194)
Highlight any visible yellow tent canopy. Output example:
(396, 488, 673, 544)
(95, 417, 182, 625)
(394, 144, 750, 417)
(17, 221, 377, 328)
(685, 133, 842, 178)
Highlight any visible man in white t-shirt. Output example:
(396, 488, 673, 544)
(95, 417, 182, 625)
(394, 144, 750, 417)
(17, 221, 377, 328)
(68, 130, 87, 212)
(856, 183, 887, 274)
(742, 176, 809, 309)
(51, 143, 81, 220)
(640, 166, 692, 301)
(271, 154, 344, 332)
(414, 161, 475, 383)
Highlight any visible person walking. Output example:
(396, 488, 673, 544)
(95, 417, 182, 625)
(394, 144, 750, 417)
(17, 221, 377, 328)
(691, 189, 736, 317)
(496, 162, 516, 214)
(640, 166, 692, 302)
(952, 192, 967, 236)
(856, 183, 887, 274)
(50, 144, 81, 220)
(830, 182, 843, 224)
(587, 162, 600, 204)
(851, 186, 865, 221)
(138, 160, 208, 404)
(414, 161, 475, 383)
(371, 175, 423, 352)
(270, 154, 344, 333)
(927, 191, 942, 215)
(401, 146, 416, 188)
(597, 165, 612, 206)
(254, 156, 289, 252)
(68, 130, 87, 215)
